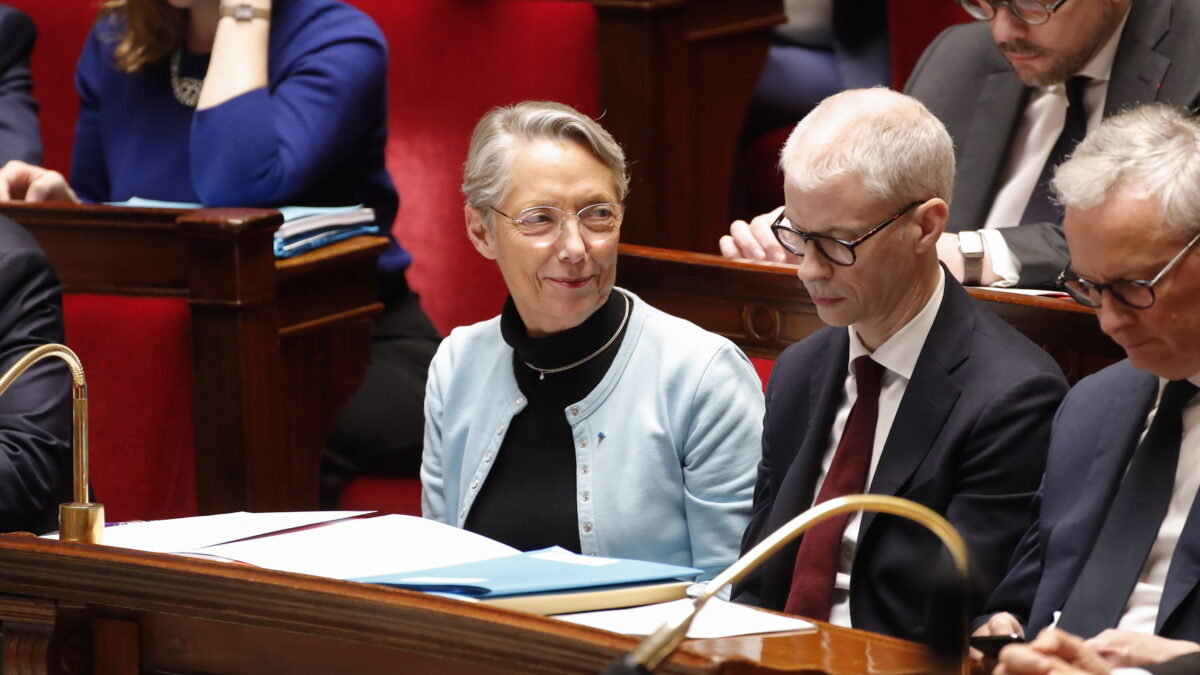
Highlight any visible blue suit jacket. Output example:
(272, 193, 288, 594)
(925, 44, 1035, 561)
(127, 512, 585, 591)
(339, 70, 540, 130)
(905, 0, 1200, 287)
(734, 273, 1067, 641)
(0, 4, 41, 165)
(0, 215, 71, 534)
(984, 360, 1200, 640)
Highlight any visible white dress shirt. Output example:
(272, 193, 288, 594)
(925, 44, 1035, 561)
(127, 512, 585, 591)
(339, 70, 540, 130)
(976, 9, 1128, 286)
(815, 267, 946, 627)
(1114, 371, 1200, 634)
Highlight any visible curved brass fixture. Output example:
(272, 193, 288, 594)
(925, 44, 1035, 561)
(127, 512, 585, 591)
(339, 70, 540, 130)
(625, 494, 970, 674)
(0, 343, 103, 544)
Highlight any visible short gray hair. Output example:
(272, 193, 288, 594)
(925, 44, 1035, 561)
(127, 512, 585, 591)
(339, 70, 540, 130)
(462, 101, 628, 217)
(1054, 104, 1200, 238)
(779, 87, 955, 206)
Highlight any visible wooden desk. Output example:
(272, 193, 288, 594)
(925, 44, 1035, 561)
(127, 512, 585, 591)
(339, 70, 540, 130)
(618, 244, 1125, 384)
(0, 534, 932, 674)
(0, 202, 386, 514)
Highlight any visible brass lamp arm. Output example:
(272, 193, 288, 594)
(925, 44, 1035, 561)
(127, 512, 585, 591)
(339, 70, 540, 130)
(629, 494, 970, 673)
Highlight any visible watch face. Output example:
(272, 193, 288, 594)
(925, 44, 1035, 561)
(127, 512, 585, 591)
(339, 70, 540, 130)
(234, 4, 254, 19)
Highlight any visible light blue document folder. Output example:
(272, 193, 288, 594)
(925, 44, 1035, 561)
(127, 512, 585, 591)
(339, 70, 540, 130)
(351, 546, 701, 598)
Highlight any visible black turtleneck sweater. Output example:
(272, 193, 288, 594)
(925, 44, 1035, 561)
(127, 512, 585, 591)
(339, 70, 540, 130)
(464, 290, 630, 552)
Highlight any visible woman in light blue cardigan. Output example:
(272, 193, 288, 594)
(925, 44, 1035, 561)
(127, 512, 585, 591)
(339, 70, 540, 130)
(421, 101, 764, 581)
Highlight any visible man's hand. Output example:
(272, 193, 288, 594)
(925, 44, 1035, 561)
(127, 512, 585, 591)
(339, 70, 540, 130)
(972, 612, 1026, 665)
(0, 160, 79, 203)
(719, 206, 798, 263)
(996, 629, 1111, 675)
(1086, 629, 1200, 668)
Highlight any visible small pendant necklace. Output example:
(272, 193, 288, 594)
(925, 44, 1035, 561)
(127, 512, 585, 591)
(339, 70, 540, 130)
(523, 292, 631, 381)
(170, 50, 203, 108)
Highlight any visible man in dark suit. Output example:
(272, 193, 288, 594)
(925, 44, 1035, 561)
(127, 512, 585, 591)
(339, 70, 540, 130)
(0, 4, 41, 166)
(975, 105, 1200, 662)
(733, 87, 1067, 642)
(0, 214, 71, 534)
(722, 0, 1200, 289)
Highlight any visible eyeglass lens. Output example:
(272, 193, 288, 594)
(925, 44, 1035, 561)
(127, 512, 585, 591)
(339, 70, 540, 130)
(1062, 278, 1154, 309)
(774, 228, 856, 265)
(511, 204, 621, 240)
(959, 0, 1055, 25)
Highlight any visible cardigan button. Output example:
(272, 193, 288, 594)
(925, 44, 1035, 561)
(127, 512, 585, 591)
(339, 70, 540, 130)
(484, 452, 493, 462)
(581, 491, 591, 502)
(583, 522, 593, 533)
(470, 479, 479, 490)
(496, 425, 504, 435)
(579, 438, 588, 448)
(581, 465, 590, 475)
(516, 396, 526, 405)
(570, 406, 580, 416)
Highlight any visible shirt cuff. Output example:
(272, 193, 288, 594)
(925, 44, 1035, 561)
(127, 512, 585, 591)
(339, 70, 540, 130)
(980, 229, 1021, 287)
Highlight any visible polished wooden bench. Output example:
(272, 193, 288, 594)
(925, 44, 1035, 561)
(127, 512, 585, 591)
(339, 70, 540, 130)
(0, 202, 385, 518)
(0, 533, 933, 674)
(618, 244, 1125, 384)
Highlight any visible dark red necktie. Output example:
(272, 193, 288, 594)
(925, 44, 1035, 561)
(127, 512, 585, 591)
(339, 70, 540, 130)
(784, 355, 886, 620)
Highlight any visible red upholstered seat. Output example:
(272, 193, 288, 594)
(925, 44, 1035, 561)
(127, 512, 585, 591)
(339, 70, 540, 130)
(63, 295, 197, 521)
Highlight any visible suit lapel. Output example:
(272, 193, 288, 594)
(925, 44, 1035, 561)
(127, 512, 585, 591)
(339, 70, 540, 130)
(860, 275, 967, 536)
(948, 72, 1027, 232)
(1157, 493, 1200, 635)
(771, 334, 851, 530)
(1039, 370, 1159, 616)
(1106, 0, 1171, 115)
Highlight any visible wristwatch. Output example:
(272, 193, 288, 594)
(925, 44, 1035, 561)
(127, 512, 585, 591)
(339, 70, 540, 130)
(219, 3, 271, 21)
(958, 230, 985, 286)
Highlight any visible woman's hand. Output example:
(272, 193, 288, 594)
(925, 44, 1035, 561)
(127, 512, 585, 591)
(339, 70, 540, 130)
(197, 0, 272, 110)
(0, 160, 80, 203)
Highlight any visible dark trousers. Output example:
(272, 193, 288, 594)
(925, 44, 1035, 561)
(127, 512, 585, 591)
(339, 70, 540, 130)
(322, 287, 439, 505)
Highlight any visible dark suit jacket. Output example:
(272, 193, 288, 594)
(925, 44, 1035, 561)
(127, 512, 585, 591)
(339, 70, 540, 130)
(0, 214, 71, 534)
(0, 4, 41, 165)
(905, 0, 1200, 288)
(984, 360, 1200, 641)
(1147, 651, 1200, 675)
(734, 272, 1067, 641)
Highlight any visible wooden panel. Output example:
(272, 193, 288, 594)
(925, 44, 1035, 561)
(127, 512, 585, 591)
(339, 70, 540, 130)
(618, 244, 1125, 383)
(0, 535, 933, 675)
(0, 202, 387, 514)
(593, 0, 784, 252)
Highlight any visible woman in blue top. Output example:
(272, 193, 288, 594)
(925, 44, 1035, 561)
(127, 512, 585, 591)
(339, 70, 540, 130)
(422, 101, 764, 580)
(0, 0, 439, 488)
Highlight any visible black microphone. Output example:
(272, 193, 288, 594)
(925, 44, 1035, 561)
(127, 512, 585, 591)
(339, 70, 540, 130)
(598, 494, 972, 674)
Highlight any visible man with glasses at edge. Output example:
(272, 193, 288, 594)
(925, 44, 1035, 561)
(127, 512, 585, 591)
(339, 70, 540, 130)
(733, 87, 1067, 643)
(974, 104, 1200, 673)
(722, 0, 1200, 291)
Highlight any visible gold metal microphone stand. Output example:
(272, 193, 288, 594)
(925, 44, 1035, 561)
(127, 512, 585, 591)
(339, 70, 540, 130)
(0, 343, 103, 543)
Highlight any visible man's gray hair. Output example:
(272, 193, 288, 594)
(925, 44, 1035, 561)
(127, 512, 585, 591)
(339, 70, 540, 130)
(1054, 104, 1200, 238)
(779, 87, 955, 206)
(462, 101, 628, 218)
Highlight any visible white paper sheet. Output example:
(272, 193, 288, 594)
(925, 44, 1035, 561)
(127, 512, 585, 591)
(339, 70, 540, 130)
(41, 511, 370, 553)
(554, 598, 815, 639)
(197, 514, 519, 580)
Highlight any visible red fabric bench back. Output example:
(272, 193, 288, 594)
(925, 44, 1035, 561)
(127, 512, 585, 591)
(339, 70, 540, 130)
(63, 295, 197, 521)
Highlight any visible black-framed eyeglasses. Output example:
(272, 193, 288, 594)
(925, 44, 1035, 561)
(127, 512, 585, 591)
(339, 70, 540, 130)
(1058, 230, 1200, 309)
(957, 0, 1069, 26)
(769, 200, 923, 266)
(490, 203, 623, 244)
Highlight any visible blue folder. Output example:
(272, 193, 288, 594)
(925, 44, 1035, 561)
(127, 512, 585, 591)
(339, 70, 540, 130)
(351, 547, 701, 599)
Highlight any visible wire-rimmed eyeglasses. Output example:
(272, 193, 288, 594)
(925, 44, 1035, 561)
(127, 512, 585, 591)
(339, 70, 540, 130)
(490, 203, 623, 245)
(769, 201, 924, 266)
(1058, 230, 1200, 309)
(956, 0, 1070, 26)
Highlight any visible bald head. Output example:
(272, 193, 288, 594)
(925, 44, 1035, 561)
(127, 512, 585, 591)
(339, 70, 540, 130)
(779, 88, 955, 207)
